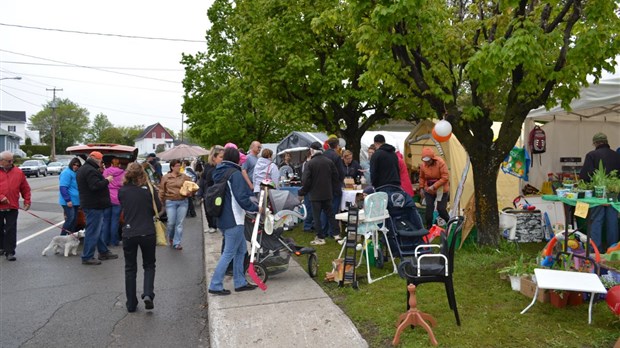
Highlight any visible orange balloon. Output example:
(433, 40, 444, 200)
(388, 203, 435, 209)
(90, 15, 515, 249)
(432, 128, 451, 142)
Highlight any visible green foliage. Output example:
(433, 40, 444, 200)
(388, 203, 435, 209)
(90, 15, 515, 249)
(28, 98, 90, 154)
(85, 113, 112, 143)
(20, 145, 50, 156)
(24, 137, 32, 146)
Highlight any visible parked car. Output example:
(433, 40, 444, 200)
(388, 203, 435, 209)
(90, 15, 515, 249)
(31, 154, 49, 162)
(20, 160, 48, 177)
(46, 162, 65, 175)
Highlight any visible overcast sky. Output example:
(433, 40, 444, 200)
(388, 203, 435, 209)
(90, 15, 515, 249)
(0, 0, 214, 132)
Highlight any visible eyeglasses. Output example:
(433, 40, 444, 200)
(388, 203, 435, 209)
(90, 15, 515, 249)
(73, 163, 80, 167)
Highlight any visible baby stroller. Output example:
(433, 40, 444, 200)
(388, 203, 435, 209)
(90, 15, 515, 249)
(244, 183, 318, 286)
(378, 185, 429, 260)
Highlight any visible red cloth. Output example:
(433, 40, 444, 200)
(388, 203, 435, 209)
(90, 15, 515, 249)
(396, 151, 414, 197)
(0, 166, 31, 209)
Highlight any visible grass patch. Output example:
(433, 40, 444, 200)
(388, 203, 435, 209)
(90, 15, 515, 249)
(286, 227, 619, 347)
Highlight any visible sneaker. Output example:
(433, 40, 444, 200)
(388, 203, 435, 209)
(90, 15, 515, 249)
(208, 228, 217, 233)
(82, 258, 102, 265)
(235, 284, 258, 292)
(310, 238, 326, 246)
(143, 296, 154, 310)
(6, 253, 16, 261)
(98, 251, 119, 260)
(334, 235, 343, 241)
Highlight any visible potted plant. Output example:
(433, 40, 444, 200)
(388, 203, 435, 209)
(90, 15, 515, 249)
(576, 180, 593, 198)
(498, 254, 531, 291)
(550, 289, 568, 308)
(590, 161, 608, 199)
(606, 172, 620, 202)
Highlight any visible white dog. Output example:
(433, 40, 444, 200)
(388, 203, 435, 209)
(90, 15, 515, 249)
(41, 231, 83, 257)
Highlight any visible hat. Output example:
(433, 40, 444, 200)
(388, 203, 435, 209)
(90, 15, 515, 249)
(147, 153, 156, 158)
(373, 134, 386, 143)
(89, 151, 103, 160)
(363, 186, 376, 195)
(310, 141, 323, 150)
(421, 147, 435, 162)
(592, 132, 608, 143)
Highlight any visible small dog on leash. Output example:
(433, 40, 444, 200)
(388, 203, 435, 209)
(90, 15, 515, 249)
(41, 231, 84, 257)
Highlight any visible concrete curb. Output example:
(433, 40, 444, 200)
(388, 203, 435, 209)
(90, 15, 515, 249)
(203, 219, 367, 347)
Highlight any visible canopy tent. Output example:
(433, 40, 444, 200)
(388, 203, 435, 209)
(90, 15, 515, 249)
(404, 120, 520, 211)
(524, 77, 620, 189)
(275, 132, 328, 166)
(359, 131, 410, 163)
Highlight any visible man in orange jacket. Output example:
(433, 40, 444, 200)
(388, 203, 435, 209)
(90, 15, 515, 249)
(419, 147, 449, 228)
(0, 151, 31, 261)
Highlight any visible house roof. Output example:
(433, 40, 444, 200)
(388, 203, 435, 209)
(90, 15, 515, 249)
(135, 122, 174, 141)
(0, 128, 22, 139)
(0, 110, 26, 123)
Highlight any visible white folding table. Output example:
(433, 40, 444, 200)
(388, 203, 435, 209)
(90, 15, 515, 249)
(520, 268, 607, 324)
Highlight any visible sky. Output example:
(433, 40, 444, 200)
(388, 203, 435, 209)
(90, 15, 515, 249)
(0, 0, 214, 133)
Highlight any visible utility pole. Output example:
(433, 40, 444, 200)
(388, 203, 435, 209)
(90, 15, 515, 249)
(181, 114, 184, 143)
(46, 87, 62, 161)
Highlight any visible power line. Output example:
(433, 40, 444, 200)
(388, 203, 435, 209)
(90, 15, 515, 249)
(0, 89, 43, 107)
(0, 49, 182, 84)
(0, 22, 206, 43)
(1, 60, 184, 72)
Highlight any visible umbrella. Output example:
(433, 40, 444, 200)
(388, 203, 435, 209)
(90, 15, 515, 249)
(157, 144, 209, 160)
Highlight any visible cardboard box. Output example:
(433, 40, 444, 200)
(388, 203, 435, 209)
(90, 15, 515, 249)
(520, 276, 550, 303)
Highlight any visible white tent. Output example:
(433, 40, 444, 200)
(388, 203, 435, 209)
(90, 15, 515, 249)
(359, 131, 410, 162)
(525, 77, 620, 189)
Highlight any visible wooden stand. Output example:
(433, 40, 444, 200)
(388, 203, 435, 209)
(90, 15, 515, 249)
(392, 284, 438, 346)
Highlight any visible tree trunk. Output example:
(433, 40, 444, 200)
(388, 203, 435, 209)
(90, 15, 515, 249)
(470, 155, 501, 246)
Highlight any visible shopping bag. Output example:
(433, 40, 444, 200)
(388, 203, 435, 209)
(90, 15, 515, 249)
(155, 219, 168, 246)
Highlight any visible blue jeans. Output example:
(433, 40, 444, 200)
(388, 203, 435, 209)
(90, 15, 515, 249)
(209, 225, 249, 291)
(166, 199, 188, 247)
(102, 204, 122, 246)
(303, 193, 314, 231)
(320, 195, 341, 237)
(61, 205, 80, 235)
(81, 208, 109, 261)
(589, 205, 619, 250)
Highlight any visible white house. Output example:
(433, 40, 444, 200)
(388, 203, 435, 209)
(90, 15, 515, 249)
(134, 123, 174, 155)
(0, 110, 28, 145)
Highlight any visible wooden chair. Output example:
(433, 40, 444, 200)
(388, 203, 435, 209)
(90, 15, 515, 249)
(397, 216, 465, 326)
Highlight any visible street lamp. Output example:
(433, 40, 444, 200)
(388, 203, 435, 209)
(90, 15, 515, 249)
(0, 76, 22, 81)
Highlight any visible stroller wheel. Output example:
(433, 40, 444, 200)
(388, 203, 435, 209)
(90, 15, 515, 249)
(246, 262, 268, 285)
(307, 253, 318, 278)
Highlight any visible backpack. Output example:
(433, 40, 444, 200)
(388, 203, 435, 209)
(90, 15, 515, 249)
(528, 125, 546, 166)
(204, 168, 237, 217)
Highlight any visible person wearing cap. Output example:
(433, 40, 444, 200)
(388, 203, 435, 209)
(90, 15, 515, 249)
(298, 142, 340, 245)
(579, 132, 620, 250)
(0, 151, 31, 261)
(419, 147, 450, 228)
(147, 153, 162, 182)
(77, 151, 118, 265)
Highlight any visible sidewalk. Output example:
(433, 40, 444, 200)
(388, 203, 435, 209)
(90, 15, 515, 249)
(202, 217, 368, 347)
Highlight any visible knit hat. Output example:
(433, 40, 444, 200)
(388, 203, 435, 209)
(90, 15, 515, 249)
(89, 151, 103, 160)
(592, 132, 608, 143)
(421, 147, 435, 162)
(147, 153, 156, 158)
(310, 141, 323, 150)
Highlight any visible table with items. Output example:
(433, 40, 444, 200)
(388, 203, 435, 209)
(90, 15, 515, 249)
(340, 189, 364, 211)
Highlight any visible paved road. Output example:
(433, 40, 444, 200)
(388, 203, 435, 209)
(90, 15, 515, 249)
(0, 175, 209, 347)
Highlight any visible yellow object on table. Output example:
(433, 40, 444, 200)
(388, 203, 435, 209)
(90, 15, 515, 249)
(541, 181, 553, 195)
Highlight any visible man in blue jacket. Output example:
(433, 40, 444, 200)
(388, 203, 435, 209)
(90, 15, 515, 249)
(208, 147, 259, 295)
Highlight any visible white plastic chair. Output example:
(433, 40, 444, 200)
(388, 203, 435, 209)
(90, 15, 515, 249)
(337, 192, 398, 284)
(499, 210, 517, 241)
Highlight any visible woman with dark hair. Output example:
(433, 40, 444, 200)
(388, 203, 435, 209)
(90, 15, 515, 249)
(119, 162, 161, 312)
(58, 157, 81, 235)
(158, 159, 192, 250)
(208, 147, 259, 295)
(197, 145, 225, 233)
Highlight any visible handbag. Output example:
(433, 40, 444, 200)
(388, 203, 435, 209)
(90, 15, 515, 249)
(148, 183, 168, 246)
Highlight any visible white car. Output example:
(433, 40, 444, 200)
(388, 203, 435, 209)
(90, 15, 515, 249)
(31, 154, 49, 162)
(20, 160, 48, 177)
(46, 162, 65, 175)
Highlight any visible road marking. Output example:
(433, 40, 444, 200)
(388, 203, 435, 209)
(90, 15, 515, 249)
(17, 221, 64, 245)
(32, 184, 59, 192)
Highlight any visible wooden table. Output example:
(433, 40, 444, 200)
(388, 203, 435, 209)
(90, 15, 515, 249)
(520, 268, 607, 324)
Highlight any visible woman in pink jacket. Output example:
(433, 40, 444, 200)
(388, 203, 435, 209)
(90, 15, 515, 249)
(102, 157, 125, 246)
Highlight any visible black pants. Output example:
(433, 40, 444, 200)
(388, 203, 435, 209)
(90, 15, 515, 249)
(0, 209, 18, 254)
(123, 234, 156, 311)
(424, 191, 450, 228)
(187, 197, 196, 217)
(311, 199, 336, 239)
(203, 201, 217, 229)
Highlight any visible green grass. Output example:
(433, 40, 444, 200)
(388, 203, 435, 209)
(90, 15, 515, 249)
(287, 227, 619, 348)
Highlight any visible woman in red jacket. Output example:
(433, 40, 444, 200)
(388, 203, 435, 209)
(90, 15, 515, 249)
(0, 151, 31, 261)
(419, 147, 449, 228)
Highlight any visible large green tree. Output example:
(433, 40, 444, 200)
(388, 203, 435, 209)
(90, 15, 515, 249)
(85, 113, 113, 143)
(231, 0, 422, 159)
(29, 98, 90, 154)
(352, 0, 620, 245)
(181, 0, 299, 147)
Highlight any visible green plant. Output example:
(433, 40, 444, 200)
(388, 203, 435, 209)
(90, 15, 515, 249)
(590, 160, 609, 188)
(552, 289, 566, 299)
(576, 179, 592, 190)
(606, 172, 620, 194)
(498, 254, 532, 276)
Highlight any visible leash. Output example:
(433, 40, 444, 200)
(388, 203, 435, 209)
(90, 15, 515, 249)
(20, 207, 79, 238)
